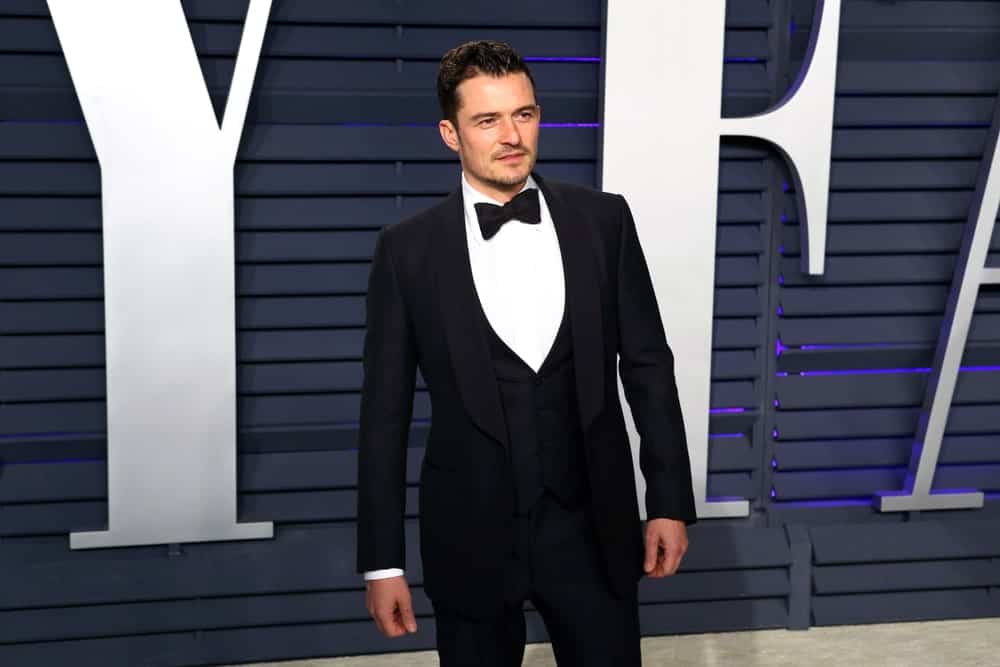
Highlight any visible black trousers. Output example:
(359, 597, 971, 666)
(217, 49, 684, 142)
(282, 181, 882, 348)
(431, 489, 642, 666)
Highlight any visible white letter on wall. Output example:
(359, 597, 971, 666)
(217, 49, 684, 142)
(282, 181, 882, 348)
(602, 1, 842, 518)
(875, 95, 1000, 512)
(47, 0, 275, 548)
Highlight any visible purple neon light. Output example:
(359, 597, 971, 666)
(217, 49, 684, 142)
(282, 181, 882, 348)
(710, 433, 745, 439)
(9, 457, 104, 465)
(333, 121, 600, 128)
(523, 57, 601, 62)
(523, 56, 763, 64)
(799, 342, 912, 350)
(709, 407, 747, 414)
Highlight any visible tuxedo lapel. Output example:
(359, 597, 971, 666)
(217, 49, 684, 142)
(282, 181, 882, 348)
(433, 189, 509, 450)
(432, 172, 607, 450)
(534, 172, 606, 434)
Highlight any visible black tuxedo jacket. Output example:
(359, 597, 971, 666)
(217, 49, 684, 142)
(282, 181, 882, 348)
(356, 171, 697, 618)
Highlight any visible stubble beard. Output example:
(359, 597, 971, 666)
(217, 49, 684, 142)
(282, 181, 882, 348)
(482, 152, 536, 189)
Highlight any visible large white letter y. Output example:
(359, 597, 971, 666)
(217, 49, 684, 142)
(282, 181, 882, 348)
(47, 0, 275, 548)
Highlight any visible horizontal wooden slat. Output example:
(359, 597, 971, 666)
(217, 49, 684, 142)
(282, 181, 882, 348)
(0, 55, 601, 90)
(811, 589, 1000, 626)
(0, 258, 760, 299)
(777, 313, 1000, 346)
(773, 464, 1000, 500)
(813, 559, 1000, 594)
(779, 254, 997, 286)
(773, 434, 1000, 471)
(775, 370, 1000, 410)
(0, 287, 762, 334)
(831, 61, 1000, 95)
(0, 89, 601, 124)
(0, 389, 437, 432)
(0, 17, 770, 61)
(796, 1, 1000, 29)
(0, 123, 597, 161)
(0, 160, 601, 195)
(774, 405, 999, 440)
(777, 342, 1000, 373)
(834, 95, 996, 127)
(810, 520, 1000, 563)
(0, 160, 771, 196)
(0, 361, 753, 402)
(779, 286, 1000, 317)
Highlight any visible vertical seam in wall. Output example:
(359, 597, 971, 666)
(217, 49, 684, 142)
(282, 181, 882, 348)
(758, 0, 794, 521)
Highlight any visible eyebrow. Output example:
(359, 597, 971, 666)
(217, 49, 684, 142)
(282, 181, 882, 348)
(468, 106, 537, 123)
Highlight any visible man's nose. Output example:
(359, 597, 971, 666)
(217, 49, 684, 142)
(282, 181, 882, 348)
(498, 116, 522, 145)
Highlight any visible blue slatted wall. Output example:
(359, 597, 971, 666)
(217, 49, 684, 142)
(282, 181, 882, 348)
(0, 0, 998, 664)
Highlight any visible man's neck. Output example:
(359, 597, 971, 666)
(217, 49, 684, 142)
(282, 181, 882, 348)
(462, 171, 529, 204)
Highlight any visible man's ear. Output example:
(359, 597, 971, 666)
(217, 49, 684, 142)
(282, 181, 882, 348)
(439, 119, 460, 153)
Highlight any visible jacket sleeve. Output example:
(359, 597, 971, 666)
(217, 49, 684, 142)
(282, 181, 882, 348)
(615, 195, 698, 525)
(356, 227, 419, 573)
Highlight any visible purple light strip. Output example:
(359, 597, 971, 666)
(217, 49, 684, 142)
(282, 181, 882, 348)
(8, 457, 105, 465)
(524, 57, 600, 62)
(522, 57, 763, 64)
(304, 122, 601, 128)
(799, 343, 913, 350)
(709, 407, 747, 414)
(710, 433, 745, 439)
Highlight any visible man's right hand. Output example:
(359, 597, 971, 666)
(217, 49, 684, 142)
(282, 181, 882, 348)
(366, 575, 418, 638)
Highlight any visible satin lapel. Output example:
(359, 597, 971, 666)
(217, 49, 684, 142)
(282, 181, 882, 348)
(432, 188, 509, 450)
(534, 172, 606, 434)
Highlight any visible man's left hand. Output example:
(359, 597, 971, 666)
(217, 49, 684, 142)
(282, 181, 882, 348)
(643, 518, 688, 577)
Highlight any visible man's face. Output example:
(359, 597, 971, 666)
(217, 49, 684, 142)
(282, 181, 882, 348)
(439, 72, 541, 199)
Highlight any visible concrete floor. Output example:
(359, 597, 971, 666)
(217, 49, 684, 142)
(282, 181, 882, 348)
(232, 617, 1000, 666)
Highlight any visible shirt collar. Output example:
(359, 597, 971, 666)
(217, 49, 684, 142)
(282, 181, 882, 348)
(462, 171, 539, 245)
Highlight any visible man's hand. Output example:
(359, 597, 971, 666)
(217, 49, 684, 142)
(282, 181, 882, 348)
(366, 575, 418, 638)
(643, 518, 688, 577)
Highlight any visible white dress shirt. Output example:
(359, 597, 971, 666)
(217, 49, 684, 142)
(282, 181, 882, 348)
(364, 172, 566, 581)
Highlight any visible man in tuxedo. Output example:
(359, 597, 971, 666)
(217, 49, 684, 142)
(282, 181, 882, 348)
(357, 40, 697, 665)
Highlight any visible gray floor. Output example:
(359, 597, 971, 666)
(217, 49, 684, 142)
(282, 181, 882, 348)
(232, 617, 1000, 666)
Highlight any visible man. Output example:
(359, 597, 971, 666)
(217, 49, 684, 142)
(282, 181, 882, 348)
(357, 40, 696, 665)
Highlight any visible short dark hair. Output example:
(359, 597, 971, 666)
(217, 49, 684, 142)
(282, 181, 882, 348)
(437, 40, 536, 124)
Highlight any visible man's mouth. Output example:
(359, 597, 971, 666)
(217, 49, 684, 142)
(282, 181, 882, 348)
(496, 152, 526, 162)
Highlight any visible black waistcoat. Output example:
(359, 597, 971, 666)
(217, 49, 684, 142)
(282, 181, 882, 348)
(474, 295, 589, 515)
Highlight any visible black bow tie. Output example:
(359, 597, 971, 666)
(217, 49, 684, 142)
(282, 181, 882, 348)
(474, 188, 541, 240)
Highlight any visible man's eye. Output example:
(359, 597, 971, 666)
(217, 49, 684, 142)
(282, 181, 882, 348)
(479, 118, 496, 127)
(519, 111, 535, 120)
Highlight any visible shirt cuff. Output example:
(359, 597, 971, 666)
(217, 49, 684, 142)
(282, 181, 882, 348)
(364, 568, 405, 581)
